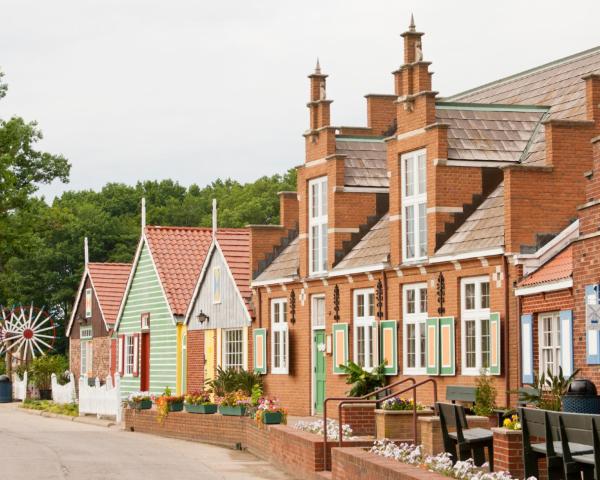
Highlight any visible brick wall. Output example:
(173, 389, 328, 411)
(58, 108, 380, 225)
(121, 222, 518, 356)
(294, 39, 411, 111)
(492, 428, 524, 479)
(70, 339, 80, 378)
(186, 329, 204, 392)
(340, 404, 375, 436)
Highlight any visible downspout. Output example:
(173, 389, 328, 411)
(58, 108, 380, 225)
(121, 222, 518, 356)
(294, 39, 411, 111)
(503, 254, 511, 407)
(515, 284, 522, 391)
(382, 269, 388, 320)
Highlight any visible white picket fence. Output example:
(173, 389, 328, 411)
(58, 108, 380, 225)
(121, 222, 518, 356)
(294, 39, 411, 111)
(12, 372, 28, 401)
(79, 373, 122, 423)
(51, 372, 76, 404)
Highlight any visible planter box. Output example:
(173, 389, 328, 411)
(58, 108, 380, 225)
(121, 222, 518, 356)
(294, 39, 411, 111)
(129, 399, 152, 410)
(219, 405, 247, 416)
(375, 408, 434, 442)
(168, 402, 184, 412)
(262, 411, 282, 424)
(185, 403, 217, 414)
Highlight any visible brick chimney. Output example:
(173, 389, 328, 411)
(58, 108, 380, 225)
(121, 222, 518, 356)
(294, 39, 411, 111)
(305, 60, 336, 161)
(584, 74, 600, 122)
(278, 191, 299, 232)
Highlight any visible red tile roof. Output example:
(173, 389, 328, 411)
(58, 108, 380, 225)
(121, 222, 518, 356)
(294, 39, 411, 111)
(87, 262, 132, 325)
(144, 226, 213, 316)
(519, 245, 573, 287)
(216, 229, 252, 313)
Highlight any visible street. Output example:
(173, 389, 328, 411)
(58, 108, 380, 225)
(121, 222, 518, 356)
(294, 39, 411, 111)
(0, 403, 292, 480)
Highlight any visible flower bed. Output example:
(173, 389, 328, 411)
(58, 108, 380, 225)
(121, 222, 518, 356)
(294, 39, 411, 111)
(293, 418, 354, 440)
(217, 389, 250, 416)
(184, 391, 217, 414)
(127, 392, 153, 410)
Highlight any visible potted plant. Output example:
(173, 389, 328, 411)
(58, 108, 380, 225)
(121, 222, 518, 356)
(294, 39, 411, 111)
(128, 392, 152, 410)
(473, 370, 498, 427)
(218, 390, 250, 416)
(375, 396, 432, 441)
(155, 387, 184, 423)
(184, 391, 217, 414)
(340, 361, 386, 397)
(255, 397, 287, 425)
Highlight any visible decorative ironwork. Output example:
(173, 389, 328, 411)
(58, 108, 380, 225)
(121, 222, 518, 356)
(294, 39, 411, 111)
(289, 290, 296, 324)
(376, 279, 384, 320)
(436, 272, 446, 316)
(333, 285, 340, 322)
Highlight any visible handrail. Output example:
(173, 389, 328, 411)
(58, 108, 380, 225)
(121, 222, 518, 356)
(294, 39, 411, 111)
(322, 377, 416, 468)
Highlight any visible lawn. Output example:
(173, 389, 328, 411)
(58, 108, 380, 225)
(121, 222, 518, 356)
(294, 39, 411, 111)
(21, 399, 79, 416)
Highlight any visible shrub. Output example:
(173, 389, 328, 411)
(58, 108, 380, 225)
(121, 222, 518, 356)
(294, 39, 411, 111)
(205, 367, 263, 397)
(340, 361, 386, 397)
(473, 370, 497, 417)
(30, 354, 69, 391)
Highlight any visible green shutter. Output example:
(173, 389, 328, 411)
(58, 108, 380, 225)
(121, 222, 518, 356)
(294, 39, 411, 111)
(489, 313, 501, 375)
(253, 328, 267, 374)
(332, 323, 349, 374)
(439, 317, 455, 376)
(425, 318, 439, 375)
(380, 320, 397, 375)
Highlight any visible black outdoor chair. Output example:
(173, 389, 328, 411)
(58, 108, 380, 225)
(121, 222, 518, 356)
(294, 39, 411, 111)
(559, 413, 600, 480)
(520, 407, 593, 479)
(436, 402, 494, 470)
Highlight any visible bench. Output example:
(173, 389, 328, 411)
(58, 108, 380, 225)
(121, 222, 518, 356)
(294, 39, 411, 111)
(559, 412, 600, 480)
(446, 386, 476, 404)
(437, 402, 494, 470)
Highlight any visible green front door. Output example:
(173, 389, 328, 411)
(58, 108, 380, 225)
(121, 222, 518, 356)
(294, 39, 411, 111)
(313, 330, 326, 414)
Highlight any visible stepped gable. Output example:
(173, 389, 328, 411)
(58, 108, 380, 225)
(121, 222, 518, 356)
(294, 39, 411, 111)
(332, 214, 389, 272)
(253, 237, 299, 283)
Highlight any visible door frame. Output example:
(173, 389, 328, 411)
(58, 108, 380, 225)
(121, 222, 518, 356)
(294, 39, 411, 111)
(140, 332, 150, 392)
(311, 294, 326, 416)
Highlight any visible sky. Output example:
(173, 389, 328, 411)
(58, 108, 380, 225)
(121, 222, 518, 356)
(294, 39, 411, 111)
(1, 0, 599, 201)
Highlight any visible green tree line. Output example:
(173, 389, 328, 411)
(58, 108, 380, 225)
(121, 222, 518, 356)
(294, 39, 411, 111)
(0, 70, 296, 353)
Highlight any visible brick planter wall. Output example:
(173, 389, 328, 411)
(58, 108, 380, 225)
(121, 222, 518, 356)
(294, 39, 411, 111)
(332, 447, 448, 480)
(340, 404, 376, 436)
(492, 427, 524, 479)
(375, 409, 434, 443)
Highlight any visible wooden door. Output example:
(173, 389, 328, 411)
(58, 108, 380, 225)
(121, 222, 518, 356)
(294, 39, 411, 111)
(313, 330, 326, 414)
(204, 330, 215, 384)
(140, 332, 150, 391)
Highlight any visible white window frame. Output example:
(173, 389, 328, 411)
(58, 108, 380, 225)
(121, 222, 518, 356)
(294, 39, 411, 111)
(538, 312, 561, 377)
(308, 176, 328, 275)
(222, 328, 244, 371)
(353, 289, 377, 371)
(311, 295, 326, 330)
(403, 283, 428, 375)
(461, 276, 491, 376)
(401, 149, 427, 262)
(212, 266, 221, 304)
(125, 335, 135, 376)
(271, 298, 289, 374)
(80, 339, 93, 376)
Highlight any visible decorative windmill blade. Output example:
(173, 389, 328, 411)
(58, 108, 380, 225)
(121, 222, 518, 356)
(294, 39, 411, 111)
(0, 305, 57, 360)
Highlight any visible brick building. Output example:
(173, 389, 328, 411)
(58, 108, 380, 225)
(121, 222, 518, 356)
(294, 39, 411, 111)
(66, 240, 131, 381)
(249, 18, 600, 416)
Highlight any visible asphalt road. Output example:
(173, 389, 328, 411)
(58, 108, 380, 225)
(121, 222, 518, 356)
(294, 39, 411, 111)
(0, 403, 293, 480)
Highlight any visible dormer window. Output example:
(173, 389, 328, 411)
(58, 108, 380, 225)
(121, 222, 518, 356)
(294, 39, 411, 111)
(401, 149, 427, 262)
(309, 177, 328, 274)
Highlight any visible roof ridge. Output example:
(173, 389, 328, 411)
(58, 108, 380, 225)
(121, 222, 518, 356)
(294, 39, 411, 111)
(445, 46, 600, 101)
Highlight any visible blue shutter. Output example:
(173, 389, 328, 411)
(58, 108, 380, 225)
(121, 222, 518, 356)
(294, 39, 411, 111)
(559, 310, 574, 376)
(586, 285, 600, 364)
(520, 314, 534, 384)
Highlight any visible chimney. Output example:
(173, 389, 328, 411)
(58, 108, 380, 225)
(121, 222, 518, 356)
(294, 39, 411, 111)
(307, 59, 333, 131)
(583, 74, 600, 122)
(278, 191, 299, 231)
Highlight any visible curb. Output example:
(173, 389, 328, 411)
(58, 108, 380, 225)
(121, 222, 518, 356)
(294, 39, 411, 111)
(19, 406, 117, 428)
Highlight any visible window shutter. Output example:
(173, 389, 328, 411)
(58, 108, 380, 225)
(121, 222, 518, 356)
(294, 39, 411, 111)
(489, 313, 501, 375)
(253, 328, 267, 374)
(380, 320, 397, 375)
(133, 334, 139, 377)
(586, 284, 600, 364)
(439, 317, 455, 376)
(332, 323, 349, 374)
(118, 335, 124, 376)
(560, 310, 574, 376)
(425, 317, 440, 375)
(520, 314, 534, 384)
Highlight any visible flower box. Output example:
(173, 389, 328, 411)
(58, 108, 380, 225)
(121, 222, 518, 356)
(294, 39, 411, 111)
(185, 403, 217, 414)
(219, 405, 247, 416)
(168, 401, 184, 412)
(375, 408, 434, 442)
(129, 399, 152, 410)
(261, 411, 283, 424)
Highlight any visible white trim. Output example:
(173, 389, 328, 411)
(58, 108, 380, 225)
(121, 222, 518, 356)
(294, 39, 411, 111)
(353, 288, 377, 371)
(396, 127, 426, 141)
(333, 186, 389, 194)
(401, 149, 428, 262)
(311, 294, 326, 330)
(515, 278, 573, 297)
(251, 276, 298, 288)
(328, 227, 360, 234)
(271, 298, 289, 374)
(437, 159, 516, 168)
(389, 214, 401, 222)
(402, 283, 428, 375)
(538, 311, 561, 377)
(309, 176, 328, 275)
(427, 206, 463, 214)
(429, 247, 504, 264)
(329, 263, 388, 277)
(221, 327, 245, 370)
(460, 276, 491, 376)
(304, 157, 327, 168)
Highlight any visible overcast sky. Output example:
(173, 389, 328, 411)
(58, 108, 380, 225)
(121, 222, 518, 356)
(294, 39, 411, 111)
(1, 0, 599, 200)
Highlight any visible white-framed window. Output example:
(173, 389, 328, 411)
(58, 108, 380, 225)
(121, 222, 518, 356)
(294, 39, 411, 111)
(309, 176, 328, 275)
(403, 283, 428, 374)
(539, 312, 561, 376)
(125, 335, 135, 376)
(85, 288, 93, 318)
(222, 328, 244, 370)
(401, 149, 427, 262)
(80, 340, 93, 375)
(312, 295, 326, 329)
(461, 276, 491, 375)
(271, 298, 289, 374)
(353, 289, 377, 371)
(212, 267, 221, 304)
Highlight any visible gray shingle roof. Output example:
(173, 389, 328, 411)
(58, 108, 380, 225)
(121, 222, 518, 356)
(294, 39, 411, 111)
(434, 183, 505, 257)
(333, 214, 390, 272)
(253, 237, 299, 283)
(336, 138, 388, 188)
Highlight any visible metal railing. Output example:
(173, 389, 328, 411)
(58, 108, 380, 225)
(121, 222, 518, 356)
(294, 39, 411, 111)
(322, 377, 438, 469)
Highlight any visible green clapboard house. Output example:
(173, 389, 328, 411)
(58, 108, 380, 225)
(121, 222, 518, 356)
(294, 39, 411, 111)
(114, 225, 212, 399)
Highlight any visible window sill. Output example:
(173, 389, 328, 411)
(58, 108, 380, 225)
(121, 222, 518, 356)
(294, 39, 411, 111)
(460, 369, 481, 376)
(271, 369, 289, 375)
(403, 368, 427, 376)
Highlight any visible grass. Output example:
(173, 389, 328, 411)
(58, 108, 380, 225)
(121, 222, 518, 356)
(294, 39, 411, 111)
(21, 399, 79, 417)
